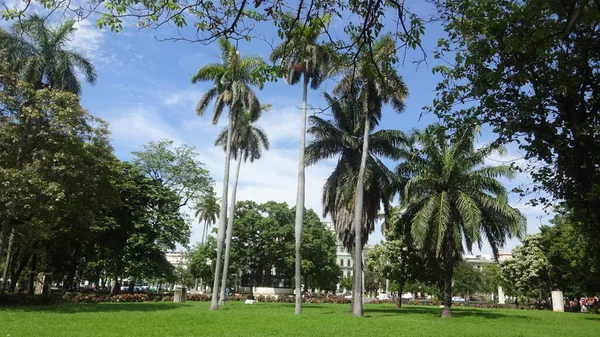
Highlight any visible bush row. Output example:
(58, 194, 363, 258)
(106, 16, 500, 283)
(65, 294, 150, 303)
(0, 294, 63, 306)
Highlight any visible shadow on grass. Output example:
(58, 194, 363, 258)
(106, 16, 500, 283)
(2, 302, 189, 314)
(364, 306, 538, 320)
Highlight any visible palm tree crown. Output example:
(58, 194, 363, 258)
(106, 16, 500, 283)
(0, 14, 97, 95)
(270, 14, 333, 88)
(334, 34, 408, 122)
(305, 92, 406, 248)
(192, 38, 265, 124)
(396, 123, 526, 317)
(215, 108, 270, 163)
(194, 190, 220, 242)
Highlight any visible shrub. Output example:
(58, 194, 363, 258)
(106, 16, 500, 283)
(108, 294, 148, 303)
(0, 294, 63, 306)
(187, 294, 211, 301)
(67, 295, 107, 303)
(324, 296, 351, 304)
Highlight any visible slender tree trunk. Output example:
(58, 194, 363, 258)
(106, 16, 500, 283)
(0, 203, 14, 292)
(27, 254, 37, 296)
(219, 157, 242, 305)
(211, 108, 234, 310)
(128, 282, 135, 294)
(396, 278, 405, 308)
(110, 279, 119, 296)
(294, 79, 309, 314)
(10, 252, 29, 293)
(0, 229, 14, 295)
(351, 109, 371, 318)
(110, 264, 119, 296)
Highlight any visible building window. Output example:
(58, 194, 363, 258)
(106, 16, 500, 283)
(340, 259, 344, 267)
(347, 258, 351, 267)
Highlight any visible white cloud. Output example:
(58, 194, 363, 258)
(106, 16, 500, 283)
(69, 20, 106, 58)
(106, 106, 182, 152)
(259, 106, 304, 145)
(162, 88, 204, 107)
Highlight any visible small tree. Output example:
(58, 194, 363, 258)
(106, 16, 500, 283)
(500, 234, 550, 303)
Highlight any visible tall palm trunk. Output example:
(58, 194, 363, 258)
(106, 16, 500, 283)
(210, 109, 235, 310)
(202, 220, 208, 243)
(219, 156, 242, 305)
(294, 78, 309, 314)
(351, 110, 371, 317)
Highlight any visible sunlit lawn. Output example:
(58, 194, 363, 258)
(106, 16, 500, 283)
(1, 301, 598, 337)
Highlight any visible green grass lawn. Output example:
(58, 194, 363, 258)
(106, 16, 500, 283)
(1, 301, 598, 337)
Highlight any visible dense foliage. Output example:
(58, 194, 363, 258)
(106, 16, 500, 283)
(0, 62, 214, 295)
(432, 0, 600, 244)
(215, 201, 342, 292)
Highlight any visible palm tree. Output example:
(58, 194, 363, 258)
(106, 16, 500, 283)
(270, 14, 333, 315)
(331, 34, 408, 317)
(215, 107, 270, 305)
(192, 38, 265, 310)
(396, 123, 526, 318)
(194, 189, 219, 244)
(0, 14, 96, 95)
(305, 89, 406, 315)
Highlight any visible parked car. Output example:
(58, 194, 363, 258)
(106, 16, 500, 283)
(452, 296, 466, 302)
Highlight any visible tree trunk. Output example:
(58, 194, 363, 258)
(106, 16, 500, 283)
(0, 229, 15, 295)
(441, 244, 454, 318)
(27, 254, 37, 296)
(219, 156, 242, 305)
(9, 252, 29, 293)
(128, 282, 135, 294)
(210, 107, 234, 311)
(63, 269, 75, 293)
(351, 108, 371, 318)
(0, 203, 14, 292)
(396, 278, 405, 308)
(110, 278, 119, 296)
(294, 79, 309, 314)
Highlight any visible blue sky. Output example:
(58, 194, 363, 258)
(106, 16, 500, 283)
(3, 1, 553, 253)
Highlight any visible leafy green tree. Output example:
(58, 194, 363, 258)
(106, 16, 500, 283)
(339, 276, 353, 292)
(188, 236, 218, 291)
(300, 211, 341, 292)
(192, 38, 265, 310)
(0, 62, 116, 294)
(0, 14, 96, 94)
(132, 139, 213, 209)
(453, 262, 482, 300)
(271, 14, 333, 314)
(431, 0, 600, 243)
(397, 123, 525, 317)
(540, 212, 600, 296)
(227, 201, 339, 291)
(215, 108, 270, 305)
(501, 234, 550, 303)
(480, 264, 502, 295)
(94, 162, 188, 295)
(194, 188, 219, 244)
(381, 206, 441, 307)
